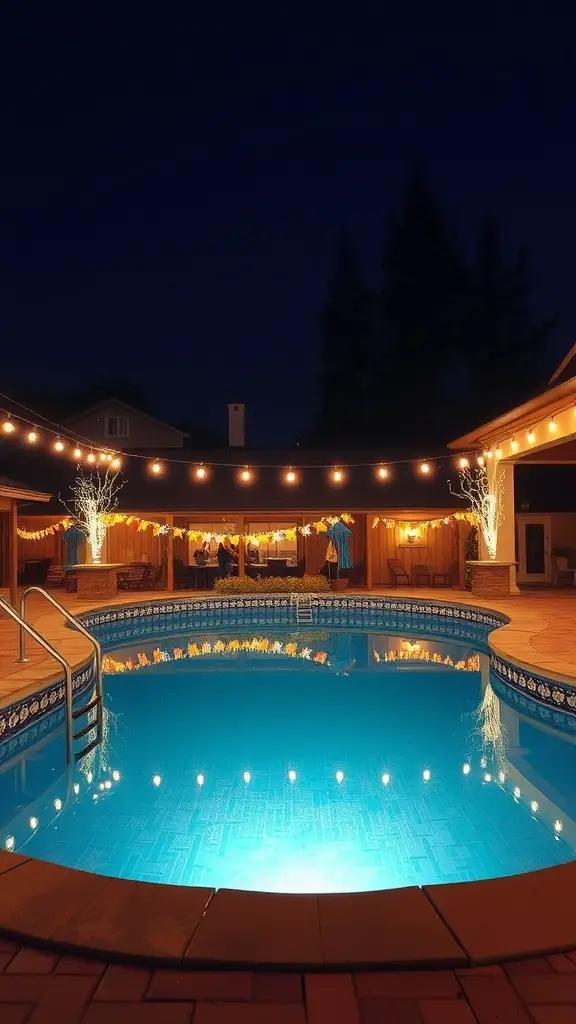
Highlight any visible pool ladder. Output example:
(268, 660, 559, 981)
(291, 593, 314, 624)
(0, 588, 104, 768)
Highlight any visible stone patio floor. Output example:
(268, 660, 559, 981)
(3, 935, 576, 1022)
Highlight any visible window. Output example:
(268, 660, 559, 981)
(188, 522, 238, 564)
(246, 522, 298, 565)
(105, 415, 129, 438)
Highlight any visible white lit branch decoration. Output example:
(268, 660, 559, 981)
(62, 469, 124, 564)
(449, 466, 503, 560)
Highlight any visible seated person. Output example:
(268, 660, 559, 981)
(246, 541, 260, 564)
(193, 541, 210, 565)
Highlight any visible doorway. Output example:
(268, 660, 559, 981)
(517, 516, 551, 583)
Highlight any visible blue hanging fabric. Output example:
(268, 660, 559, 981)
(61, 525, 84, 566)
(327, 520, 353, 570)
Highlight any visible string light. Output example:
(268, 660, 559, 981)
(459, 456, 469, 469)
(195, 465, 207, 480)
(527, 428, 536, 443)
(284, 469, 297, 484)
(332, 468, 344, 483)
(151, 461, 162, 475)
(477, 455, 485, 467)
(111, 457, 121, 470)
(377, 465, 389, 480)
(2, 417, 16, 433)
(99, 452, 107, 462)
(53, 439, 65, 452)
(73, 447, 82, 459)
(87, 452, 96, 464)
(239, 468, 252, 484)
(26, 430, 39, 443)
(105, 453, 113, 462)
(549, 417, 557, 432)
(495, 445, 503, 459)
(420, 462, 430, 475)
(485, 449, 493, 459)
(510, 438, 518, 452)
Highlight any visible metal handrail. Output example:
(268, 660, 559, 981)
(0, 596, 73, 766)
(18, 586, 103, 699)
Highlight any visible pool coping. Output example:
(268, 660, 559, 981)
(1, 588, 576, 969)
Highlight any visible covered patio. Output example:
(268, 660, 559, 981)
(449, 358, 576, 595)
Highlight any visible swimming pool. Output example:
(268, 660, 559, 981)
(1, 596, 575, 894)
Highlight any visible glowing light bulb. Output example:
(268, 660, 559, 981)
(335, 770, 344, 783)
(381, 772, 390, 786)
(2, 418, 15, 433)
(477, 455, 485, 467)
(510, 438, 518, 452)
(285, 470, 297, 484)
(87, 771, 93, 784)
(485, 449, 493, 459)
(554, 819, 564, 833)
(104, 780, 112, 790)
(105, 454, 112, 462)
(151, 461, 161, 474)
(459, 457, 469, 469)
(112, 770, 120, 782)
(73, 447, 82, 459)
(513, 786, 521, 799)
(377, 466, 389, 480)
(498, 770, 506, 784)
(462, 763, 471, 775)
(548, 418, 557, 432)
(195, 466, 206, 480)
(111, 458, 121, 469)
(288, 769, 297, 782)
(73, 783, 80, 795)
(196, 773, 205, 786)
(27, 430, 38, 443)
(530, 800, 539, 813)
(332, 469, 343, 483)
(495, 446, 503, 460)
(54, 440, 64, 452)
(420, 462, 430, 474)
(422, 768, 431, 781)
(484, 773, 492, 783)
(152, 774, 162, 787)
(4, 836, 15, 851)
(29, 816, 38, 829)
(87, 452, 96, 464)
(527, 429, 535, 443)
(54, 798, 62, 811)
(243, 770, 251, 783)
(99, 451, 107, 461)
(240, 469, 252, 483)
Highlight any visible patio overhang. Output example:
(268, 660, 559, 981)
(0, 480, 51, 608)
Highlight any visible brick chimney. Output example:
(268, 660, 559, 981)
(227, 403, 246, 447)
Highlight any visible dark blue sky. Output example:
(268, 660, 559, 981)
(1, 13, 574, 444)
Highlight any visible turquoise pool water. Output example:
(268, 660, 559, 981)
(1, 609, 574, 893)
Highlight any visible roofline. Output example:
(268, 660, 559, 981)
(550, 341, 576, 385)
(0, 485, 52, 503)
(19, 505, 463, 519)
(65, 398, 189, 438)
(447, 375, 576, 449)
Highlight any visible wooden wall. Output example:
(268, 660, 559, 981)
(304, 514, 366, 576)
(371, 520, 460, 585)
(17, 518, 61, 562)
(103, 523, 163, 565)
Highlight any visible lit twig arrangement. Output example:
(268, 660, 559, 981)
(473, 682, 507, 768)
(449, 466, 503, 560)
(62, 469, 124, 564)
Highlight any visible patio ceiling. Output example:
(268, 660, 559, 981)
(448, 374, 576, 464)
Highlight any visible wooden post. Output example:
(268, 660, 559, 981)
(9, 500, 18, 608)
(166, 515, 174, 591)
(366, 512, 373, 590)
(457, 520, 466, 590)
(237, 515, 245, 578)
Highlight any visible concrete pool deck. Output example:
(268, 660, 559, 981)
(1, 586, 576, 999)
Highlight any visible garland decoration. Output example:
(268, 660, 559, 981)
(372, 511, 477, 530)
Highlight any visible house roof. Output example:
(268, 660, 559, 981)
(549, 341, 576, 387)
(0, 475, 51, 503)
(65, 398, 189, 439)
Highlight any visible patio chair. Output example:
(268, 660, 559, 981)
(433, 561, 458, 587)
(147, 564, 164, 589)
(555, 556, 575, 586)
(387, 558, 410, 587)
(412, 563, 431, 586)
(118, 564, 151, 591)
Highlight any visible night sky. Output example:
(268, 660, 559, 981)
(1, 13, 574, 445)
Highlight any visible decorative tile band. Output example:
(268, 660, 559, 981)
(0, 662, 95, 748)
(491, 653, 576, 718)
(491, 675, 576, 736)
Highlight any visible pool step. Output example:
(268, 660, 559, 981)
(72, 683, 103, 764)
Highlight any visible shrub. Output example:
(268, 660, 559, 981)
(213, 574, 330, 594)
